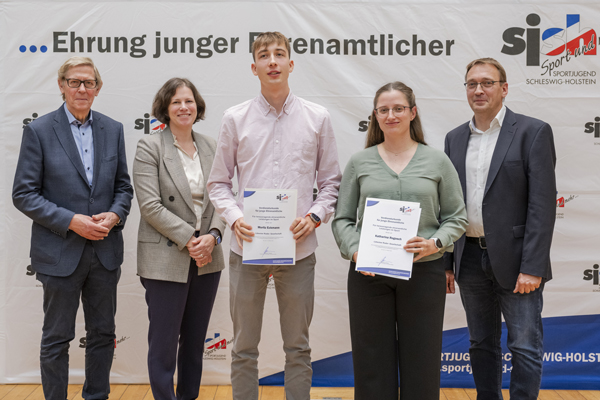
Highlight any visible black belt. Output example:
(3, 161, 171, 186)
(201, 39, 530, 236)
(466, 236, 487, 249)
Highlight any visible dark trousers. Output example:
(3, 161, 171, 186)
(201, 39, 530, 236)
(141, 259, 221, 400)
(348, 258, 446, 400)
(458, 241, 544, 400)
(36, 241, 120, 400)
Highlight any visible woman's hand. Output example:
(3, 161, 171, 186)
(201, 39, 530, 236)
(446, 270, 456, 294)
(353, 251, 375, 277)
(403, 237, 439, 262)
(186, 234, 216, 267)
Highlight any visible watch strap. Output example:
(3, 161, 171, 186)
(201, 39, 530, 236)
(306, 213, 321, 228)
(209, 230, 221, 245)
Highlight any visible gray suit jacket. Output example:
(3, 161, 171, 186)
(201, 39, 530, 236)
(12, 105, 133, 276)
(133, 127, 225, 283)
(443, 107, 556, 289)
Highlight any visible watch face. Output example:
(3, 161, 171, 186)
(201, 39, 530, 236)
(311, 213, 321, 222)
(436, 239, 442, 248)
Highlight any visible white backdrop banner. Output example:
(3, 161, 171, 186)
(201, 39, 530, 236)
(1, 1, 599, 389)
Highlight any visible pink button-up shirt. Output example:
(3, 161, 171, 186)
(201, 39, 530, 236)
(207, 92, 342, 259)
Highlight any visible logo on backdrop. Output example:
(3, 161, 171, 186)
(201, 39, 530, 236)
(204, 333, 233, 360)
(268, 274, 275, 290)
(556, 193, 578, 219)
(26, 265, 43, 287)
(583, 264, 600, 291)
(19, 45, 48, 54)
(358, 115, 372, 133)
(79, 335, 130, 359)
(556, 194, 578, 207)
(23, 113, 39, 128)
(134, 114, 166, 134)
(584, 117, 600, 145)
(79, 335, 130, 348)
(501, 13, 598, 85)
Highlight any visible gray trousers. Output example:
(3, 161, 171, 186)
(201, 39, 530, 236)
(229, 251, 316, 400)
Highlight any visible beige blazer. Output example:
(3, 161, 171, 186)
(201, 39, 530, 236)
(133, 127, 225, 283)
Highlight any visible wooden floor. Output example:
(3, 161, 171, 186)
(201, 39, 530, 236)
(0, 385, 599, 400)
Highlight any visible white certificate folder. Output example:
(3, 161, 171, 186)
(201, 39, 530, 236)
(242, 188, 297, 265)
(355, 198, 421, 279)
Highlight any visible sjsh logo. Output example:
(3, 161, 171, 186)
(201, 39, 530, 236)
(501, 13, 596, 67)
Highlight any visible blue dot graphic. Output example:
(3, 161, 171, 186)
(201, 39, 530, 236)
(41, 45, 48, 53)
(19, 45, 26, 52)
(30, 45, 37, 53)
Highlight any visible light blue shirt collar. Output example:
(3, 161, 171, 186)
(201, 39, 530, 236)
(63, 103, 95, 186)
(63, 103, 94, 126)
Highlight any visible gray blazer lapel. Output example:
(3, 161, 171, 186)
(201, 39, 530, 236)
(162, 128, 196, 214)
(485, 108, 517, 197)
(91, 112, 105, 194)
(52, 106, 88, 184)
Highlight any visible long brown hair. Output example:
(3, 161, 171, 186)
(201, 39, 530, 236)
(365, 81, 427, 148)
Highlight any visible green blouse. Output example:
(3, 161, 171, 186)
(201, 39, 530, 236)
(332, 143, 467, 263)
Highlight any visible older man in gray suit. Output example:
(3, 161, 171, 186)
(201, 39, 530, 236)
(12, 56, 132, 400)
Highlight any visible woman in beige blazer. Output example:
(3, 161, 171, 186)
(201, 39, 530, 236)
(133, 78, 225, 400)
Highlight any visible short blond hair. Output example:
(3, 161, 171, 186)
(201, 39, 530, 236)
(465, 57, 507, 83)
(252, 31, 290, 61)
(57, 56, 102, 100)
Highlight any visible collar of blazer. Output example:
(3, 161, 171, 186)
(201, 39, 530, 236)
(452, 107, 518, 200)
(161, 126, 212, 216)
(483, 108, 517, 197)
(52, 105, 105, 192)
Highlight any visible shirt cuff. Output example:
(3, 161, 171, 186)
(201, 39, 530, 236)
(223, 208, 244, 229)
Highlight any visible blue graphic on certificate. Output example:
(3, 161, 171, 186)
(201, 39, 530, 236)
(242, 188, 297, 265)
(355, 198, 421, 279)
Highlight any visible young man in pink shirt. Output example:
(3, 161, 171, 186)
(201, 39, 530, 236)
(207, 31, 341, 400)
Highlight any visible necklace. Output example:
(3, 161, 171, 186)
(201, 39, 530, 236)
(381, 141, 417, 156)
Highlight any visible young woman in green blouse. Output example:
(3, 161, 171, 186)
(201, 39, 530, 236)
(332, 81, 467, 400)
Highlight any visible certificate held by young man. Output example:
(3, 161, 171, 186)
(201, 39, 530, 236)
(242, 189, 297, 265)
(356, 198, 421, 279)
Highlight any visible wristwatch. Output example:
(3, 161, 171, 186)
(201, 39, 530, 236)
(431, 238, 443, 249)
(306, 213, 321, 228)
(209, 230, 221, 245)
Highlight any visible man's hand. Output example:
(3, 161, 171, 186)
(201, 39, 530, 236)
(187, 234, 215, 267)
(233, 217, 254, 248)
(514, 273, 542, 294)
(403, 237, 439, 262)
(446, 270, 456, 294)
(69, 214, 110, 240)
(92, 212, 120, 231)
(290, 215, 316, 243)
